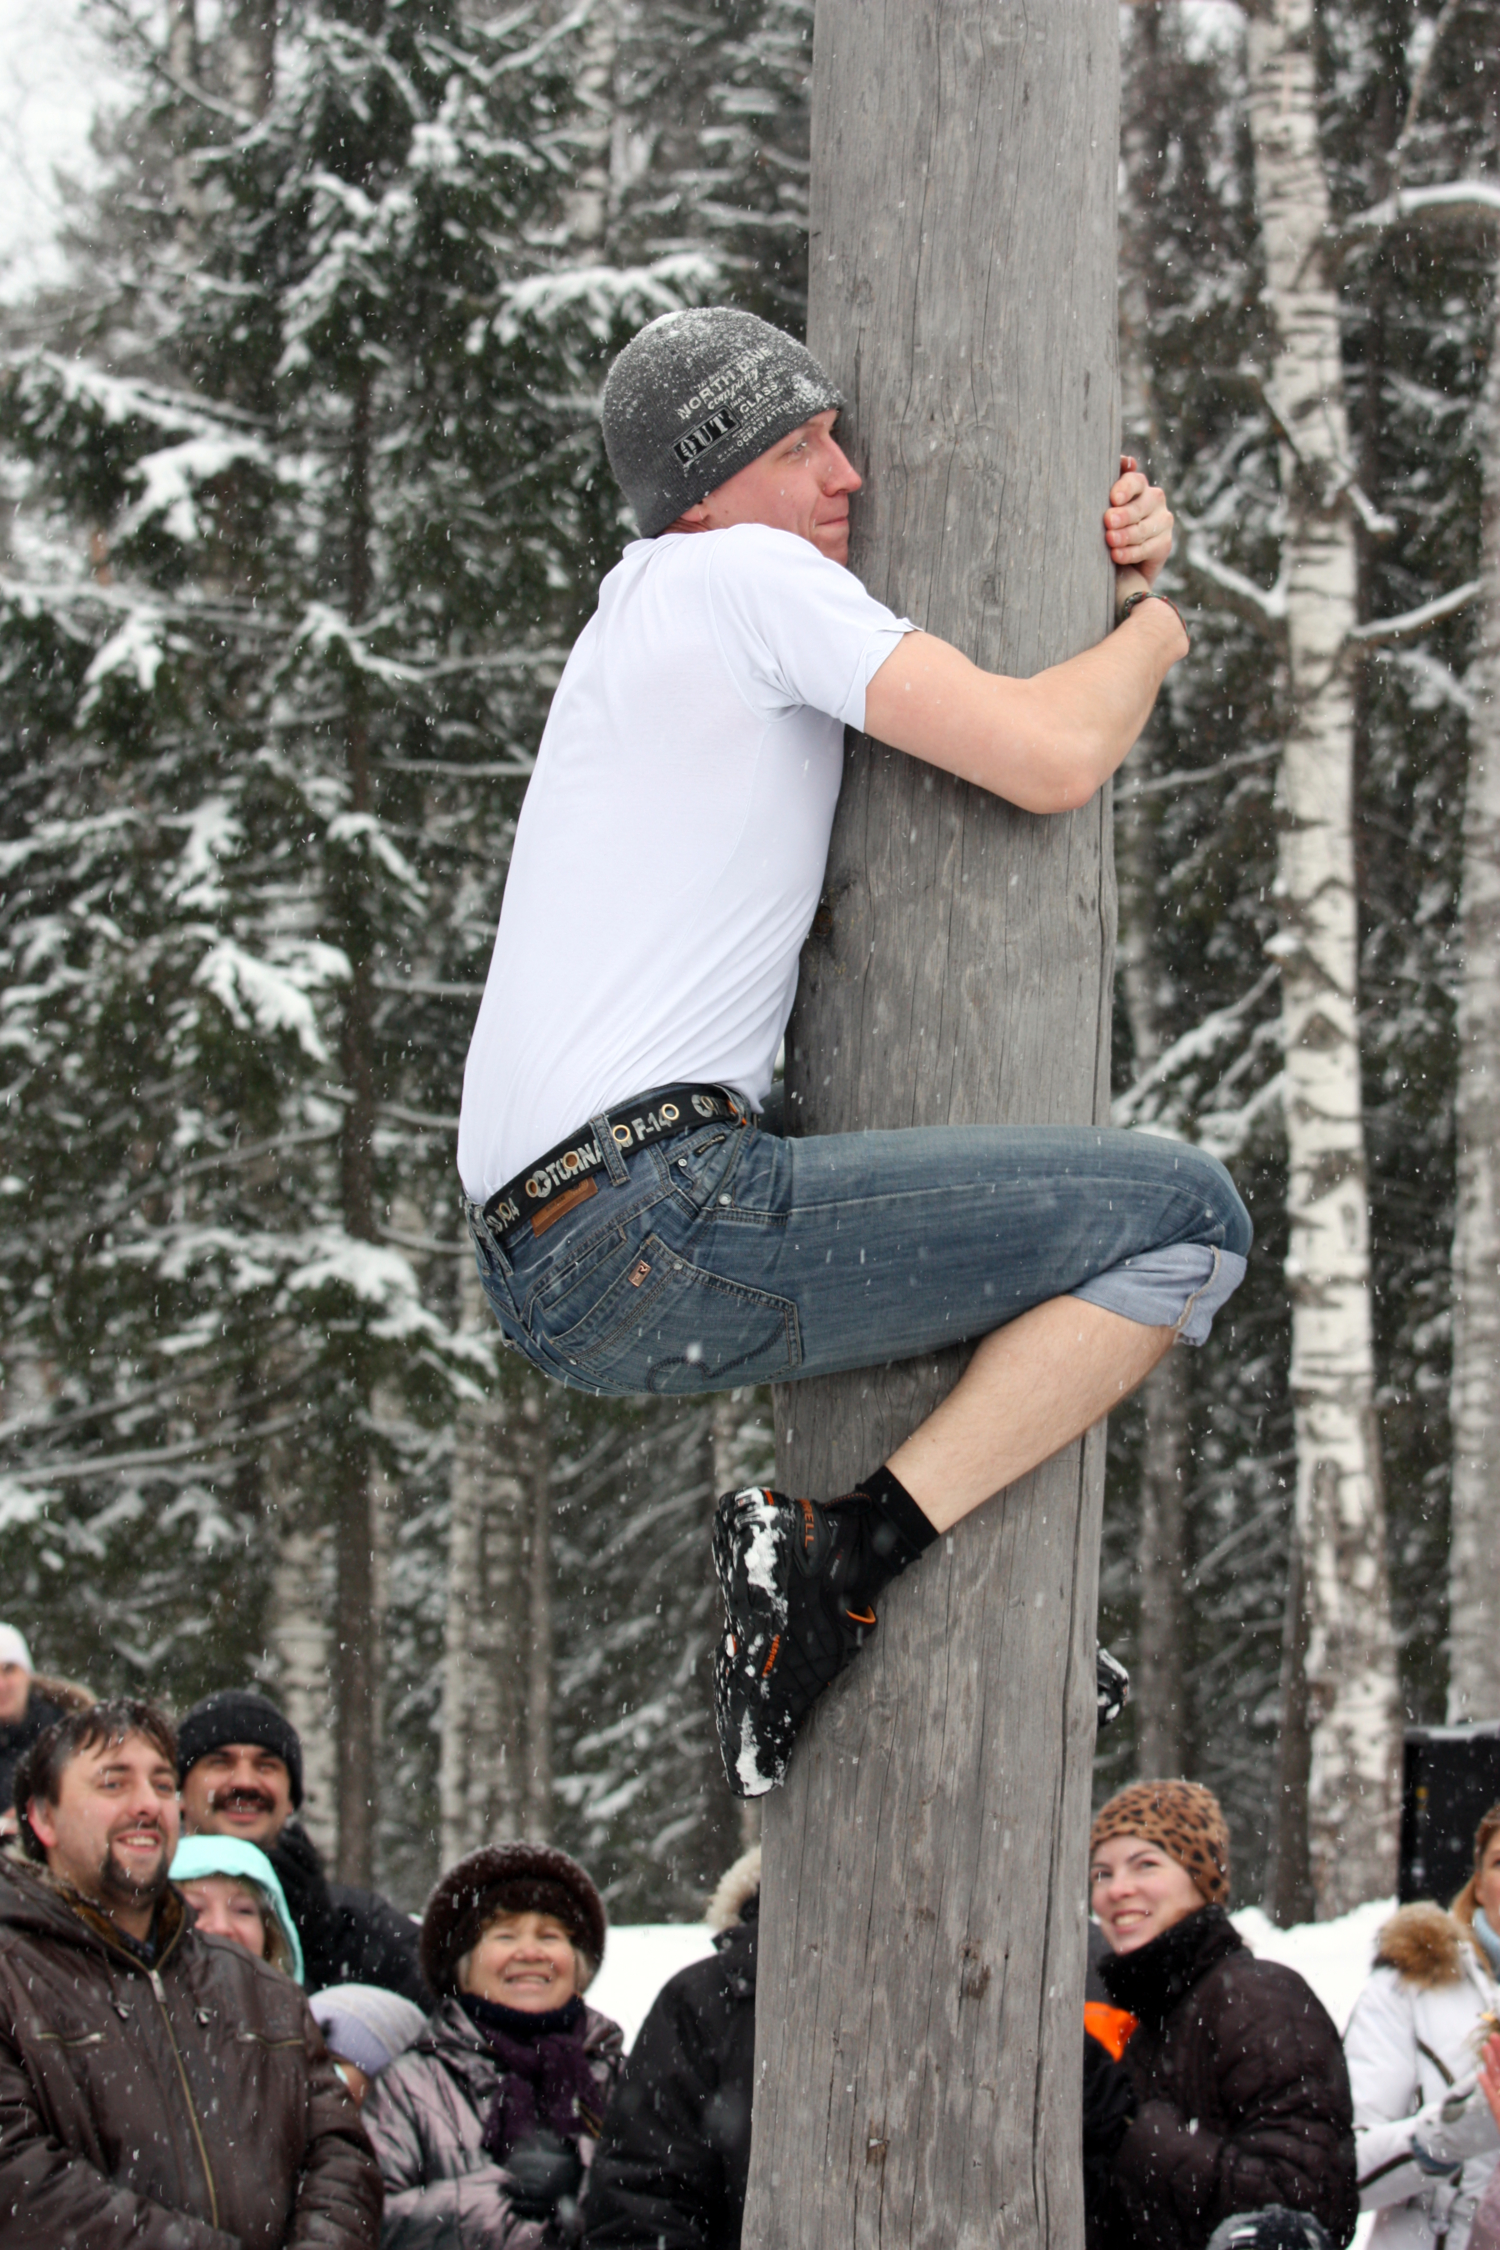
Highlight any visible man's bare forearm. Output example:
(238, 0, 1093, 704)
(864, 596, 1187, 815)
(1010, 596, 1186, 809)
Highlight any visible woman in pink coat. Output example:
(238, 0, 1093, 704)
(363, 1843, 623, 2249)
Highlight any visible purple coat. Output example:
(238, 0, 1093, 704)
(363, 1995, 624, 2249)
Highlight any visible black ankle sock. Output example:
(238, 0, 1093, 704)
(847, 1465, 939, 1600)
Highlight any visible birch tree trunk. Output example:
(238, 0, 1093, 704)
(1134, 1349, 1191, 1774)
(712, 1393, 764, 1855)
(269, 1503, 339, 1861)
(1118, 778, 1190, 1774)
(439, 1439, 486, 1862)
(522, 1384, 554, 1843)
(439, 1443, 526, 1859)
(1245, 0, 1400, 1914)
(224, 0, 276, 119)
(1115, 14, 1192, 1780)
(1447, 283, 1500, 1725)
(1116, 712, 1191, 1776)
(1269, 1534, 1316, 1925)
(441, 1281, 527, 1862)
(331, 367, 380, 1887)
(745, 7, 1120, 2245)
(167, 0, 201, 245)
(563, 0, 618, 249)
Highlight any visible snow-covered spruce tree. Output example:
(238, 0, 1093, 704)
(1451, 255, 1500, 1722)
(565, 0, 811, 324)
(1334, 0, 1500, 1729)
(0, 0, 707, 1881)
(1318, 0, 1498, 1756)
(1101, 4, 1297, 1896)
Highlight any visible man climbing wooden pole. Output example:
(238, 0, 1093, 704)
(745, 5, 1135, 2245)
(458, 5, 1249, 2238)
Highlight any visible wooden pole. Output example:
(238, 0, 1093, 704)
(744, 7, 1120, 2247)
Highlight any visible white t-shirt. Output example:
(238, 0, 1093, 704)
(458, 524, 914, 1200)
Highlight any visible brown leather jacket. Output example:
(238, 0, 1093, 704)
(0, 1851, 382, 2248)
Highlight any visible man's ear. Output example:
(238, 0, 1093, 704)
(25, 1797, 58, 1852)
(663, 501, 712, 535)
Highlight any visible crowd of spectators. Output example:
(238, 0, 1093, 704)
(2, 1617, 1497, 2250)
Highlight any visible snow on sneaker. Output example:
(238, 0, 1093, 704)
(711, 1486, 878, 1799)
(1097, 1646, 1131, 1730)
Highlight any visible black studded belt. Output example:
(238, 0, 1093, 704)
(482, 1084, 748, 1243)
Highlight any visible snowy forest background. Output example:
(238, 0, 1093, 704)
(1, 0, 1497, 1924)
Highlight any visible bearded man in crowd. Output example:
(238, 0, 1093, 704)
(1, 1698, 380, 2249)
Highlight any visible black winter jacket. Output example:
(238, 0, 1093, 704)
(271, 1819, 429, 2004)
(1092, 1905, 1358, 2250)
(0, 1685, 70, 1810)
(582, 1907, 757, 2250)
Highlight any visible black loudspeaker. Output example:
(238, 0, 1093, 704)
(1399, 1720, 1500, 1906)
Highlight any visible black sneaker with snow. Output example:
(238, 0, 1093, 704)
(1096, 1644, 1130, 1730)
(712, 1485, 877, 1799)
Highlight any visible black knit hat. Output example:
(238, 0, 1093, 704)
(602, 307, 843, 539)
(421, 1843, 607, 1999)
(176, 1689, 303, 1807)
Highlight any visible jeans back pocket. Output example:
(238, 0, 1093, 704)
(537, 1230, 801, 1394)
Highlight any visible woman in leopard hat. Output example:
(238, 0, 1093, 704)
(1084, 1780, 1357, 2250)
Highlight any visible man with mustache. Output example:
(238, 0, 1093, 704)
(177, 1686, 427, 2003)
(1, 1698, 380, 2249)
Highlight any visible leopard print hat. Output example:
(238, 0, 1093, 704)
(1089, 1780, 1231, 1906)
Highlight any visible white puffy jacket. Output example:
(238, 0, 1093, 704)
(1344, 1903, 1500, 2250)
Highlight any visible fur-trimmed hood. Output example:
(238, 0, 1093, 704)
(1373, 1902, 1489, 1989)
(706, 1845, 760, 1933)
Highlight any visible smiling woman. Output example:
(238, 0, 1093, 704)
(1085, 1782, 1358, 2250)
(362, 1843, 625, 2248)
(459, 1909, 582, 2015)
(169, 1833, 304, 1981)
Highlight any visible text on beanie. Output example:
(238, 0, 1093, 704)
(602, 307, 843, 539)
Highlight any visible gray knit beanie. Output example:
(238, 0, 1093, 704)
(309, 1985, 428, 2080)
(602, 308, 843, 538)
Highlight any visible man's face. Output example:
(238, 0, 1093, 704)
(180, 1742, 294, 1847)
(674, 410, 862, 565)
(0, 1661, 30, 1725)
(27, 1731, 179, 1927)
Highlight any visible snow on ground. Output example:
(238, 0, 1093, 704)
(1233, 1896, 1394, 2034)
(595, 1898, 1395, 2054)
(590, 1922, 717, 2049)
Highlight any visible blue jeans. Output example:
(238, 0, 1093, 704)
(464, 1105, 1252, 1401)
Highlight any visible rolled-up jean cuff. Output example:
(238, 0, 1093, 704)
(1069, 1245, 1247, 1346)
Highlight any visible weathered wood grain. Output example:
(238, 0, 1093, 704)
(743, 5, 1120, 2246)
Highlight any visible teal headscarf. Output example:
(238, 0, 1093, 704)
(170, 1836, 304, 1983)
